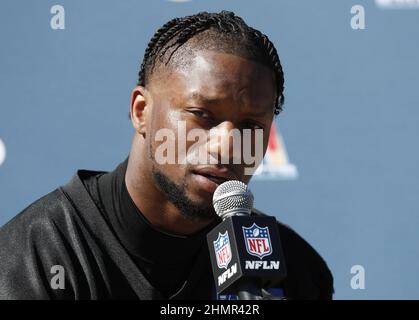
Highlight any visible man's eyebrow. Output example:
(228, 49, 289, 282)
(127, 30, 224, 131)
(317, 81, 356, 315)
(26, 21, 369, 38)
(187, 92, 272, 117)
(187, 92, 224, 104)
(243, 110, 270, 117)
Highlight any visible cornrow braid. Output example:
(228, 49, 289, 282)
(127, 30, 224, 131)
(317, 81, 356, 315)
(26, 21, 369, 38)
(138, 10, 285, 115)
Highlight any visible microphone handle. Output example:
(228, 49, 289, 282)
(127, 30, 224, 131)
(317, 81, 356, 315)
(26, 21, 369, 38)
(236, 280, 263, 300)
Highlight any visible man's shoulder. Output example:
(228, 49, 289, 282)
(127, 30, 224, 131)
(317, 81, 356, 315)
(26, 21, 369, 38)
(0, 168, 98, 245)
(0, 170, 104, 299)
(0, 188, 69, 238)
(252, 208, 334, 299)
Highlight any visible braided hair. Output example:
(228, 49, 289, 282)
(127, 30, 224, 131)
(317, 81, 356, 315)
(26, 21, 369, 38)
(137, 10, 285, 115)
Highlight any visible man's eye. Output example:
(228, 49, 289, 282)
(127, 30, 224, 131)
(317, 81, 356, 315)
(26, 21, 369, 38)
(189, 109, 212, 119)
(244, 122, 264, 130)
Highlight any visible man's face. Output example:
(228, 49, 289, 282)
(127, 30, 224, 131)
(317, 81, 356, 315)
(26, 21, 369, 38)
(144, 50, 276, 220)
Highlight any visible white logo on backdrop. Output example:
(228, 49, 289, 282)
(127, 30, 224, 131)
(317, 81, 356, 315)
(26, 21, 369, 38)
(0, 138, 6, 167)
(376, 0, 419, 8)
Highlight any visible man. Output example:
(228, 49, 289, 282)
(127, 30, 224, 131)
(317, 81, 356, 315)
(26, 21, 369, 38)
(0, 11, 333, 299)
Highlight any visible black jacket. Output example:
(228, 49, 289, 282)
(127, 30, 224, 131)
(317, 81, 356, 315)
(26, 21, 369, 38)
(0, 168, 334, 300)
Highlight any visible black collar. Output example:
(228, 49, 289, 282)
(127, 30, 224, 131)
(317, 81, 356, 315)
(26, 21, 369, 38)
(95, 158, 218, 297)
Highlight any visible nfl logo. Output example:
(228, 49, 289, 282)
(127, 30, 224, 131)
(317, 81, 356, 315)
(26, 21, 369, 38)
(242, 223, 273, 259)
(213, 231, 232, 269)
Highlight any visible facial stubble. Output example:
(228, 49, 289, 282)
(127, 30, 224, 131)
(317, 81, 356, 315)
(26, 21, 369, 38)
(148, 141, 217, 222)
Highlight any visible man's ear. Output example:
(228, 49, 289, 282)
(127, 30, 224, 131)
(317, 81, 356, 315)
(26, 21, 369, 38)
(130, 86, 151, 137)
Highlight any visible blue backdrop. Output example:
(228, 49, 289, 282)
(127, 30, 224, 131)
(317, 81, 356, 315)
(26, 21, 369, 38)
(1, 0, 418, 299)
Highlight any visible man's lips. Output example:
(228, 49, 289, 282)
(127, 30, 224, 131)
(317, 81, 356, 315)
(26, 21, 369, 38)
(196, 174, 227, 185)
(192, 167, 238, 186)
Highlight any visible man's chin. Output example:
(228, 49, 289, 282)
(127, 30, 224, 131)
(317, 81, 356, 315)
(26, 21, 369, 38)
(152, 168, 216, 221)
(179, 194, 216, 220)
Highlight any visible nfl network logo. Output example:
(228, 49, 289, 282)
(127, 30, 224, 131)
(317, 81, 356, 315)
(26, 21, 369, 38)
(213, 231, 232, 269)
(242, 223, 272, 259)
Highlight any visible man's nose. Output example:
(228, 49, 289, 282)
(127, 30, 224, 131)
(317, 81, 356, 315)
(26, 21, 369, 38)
(206, 121, 241, 165)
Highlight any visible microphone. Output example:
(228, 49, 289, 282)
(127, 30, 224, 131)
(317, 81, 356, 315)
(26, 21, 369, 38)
(207, 180, 287, 300)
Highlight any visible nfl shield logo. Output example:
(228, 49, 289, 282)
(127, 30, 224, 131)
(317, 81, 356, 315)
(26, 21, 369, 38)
(213, 231, 232, 269)
(242, 223, 273, 259)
